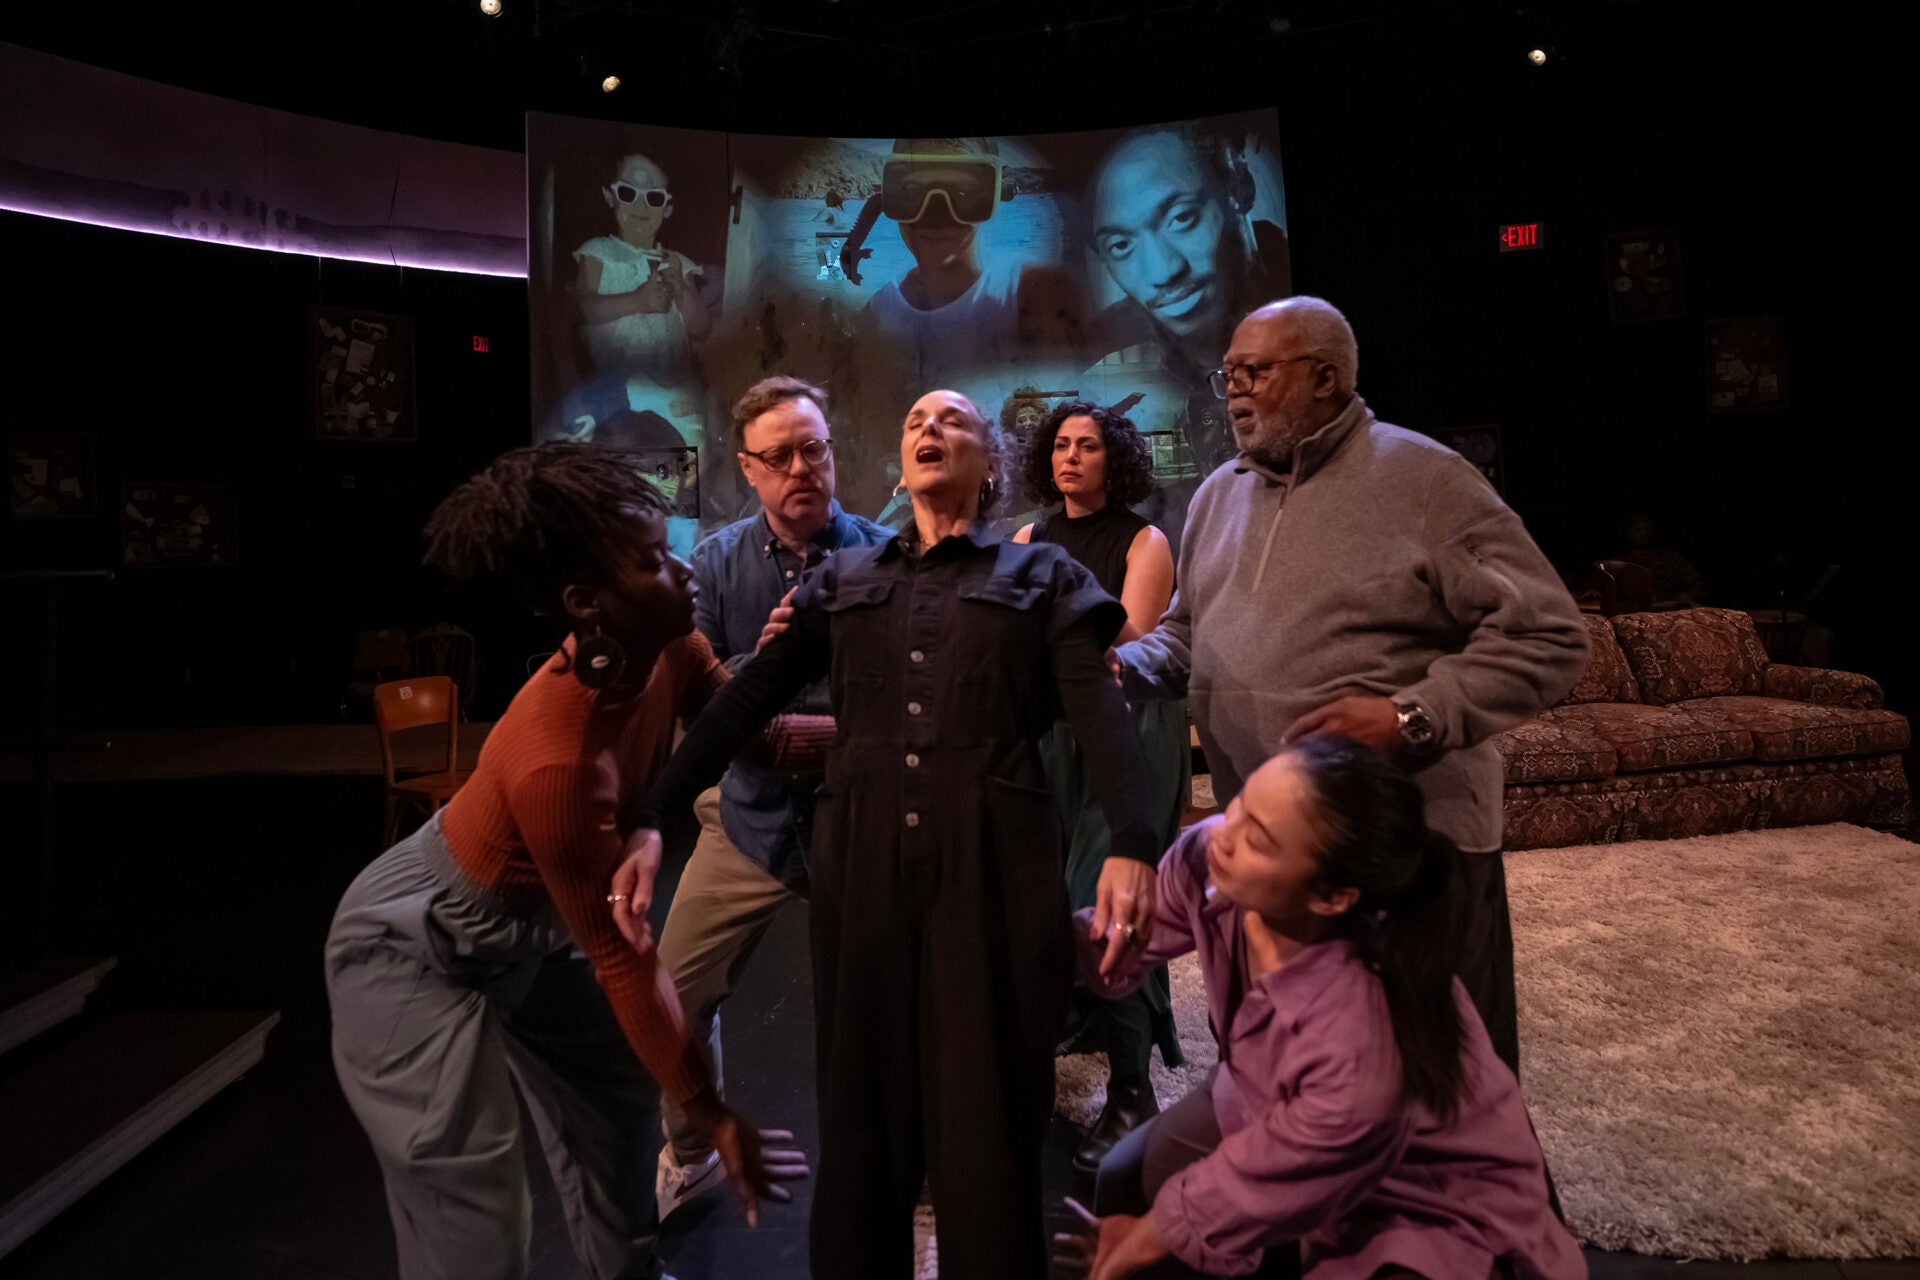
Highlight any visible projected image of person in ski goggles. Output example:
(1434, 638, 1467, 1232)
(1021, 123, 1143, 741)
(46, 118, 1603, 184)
(880, 155, 1003, 224)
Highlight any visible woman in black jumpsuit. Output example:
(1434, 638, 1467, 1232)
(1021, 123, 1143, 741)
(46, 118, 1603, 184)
(620, 390, 1160, 1279)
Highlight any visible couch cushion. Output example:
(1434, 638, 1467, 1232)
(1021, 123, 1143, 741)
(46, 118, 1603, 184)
(1539, 702, 1753, 772)
(1496, 716, 1618, 784)
(1677, 696, 1912, 763)
(1560, 614, 1640, 705)
(1611, 608, 1771, 705)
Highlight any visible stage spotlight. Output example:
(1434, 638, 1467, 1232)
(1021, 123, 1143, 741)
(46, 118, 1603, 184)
(479, 0, 501, 13)
(602, 74, 621, 92)
(1527, 47, 1548, 65)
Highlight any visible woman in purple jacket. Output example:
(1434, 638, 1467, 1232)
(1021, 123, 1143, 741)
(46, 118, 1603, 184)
(1058, 736, 1584, 1280)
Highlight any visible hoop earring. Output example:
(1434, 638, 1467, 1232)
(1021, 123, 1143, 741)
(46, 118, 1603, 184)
(573, 625, 628, 690)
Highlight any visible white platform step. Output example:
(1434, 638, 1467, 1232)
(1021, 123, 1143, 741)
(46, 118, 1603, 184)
(0, 958, 116, 1056)
(0, 1009, 280, 1257)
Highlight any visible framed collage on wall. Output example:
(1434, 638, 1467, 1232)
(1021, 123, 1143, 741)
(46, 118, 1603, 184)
(8, 430, 97, 520)
(1706, 316, 1788, 411)
(121, 482, 236, 567)
(1604, 228, 1685, 323)
(312, 306, 417, 441)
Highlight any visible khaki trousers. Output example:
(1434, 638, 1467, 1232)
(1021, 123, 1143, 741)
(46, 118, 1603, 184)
(656, 786, 801, 1164)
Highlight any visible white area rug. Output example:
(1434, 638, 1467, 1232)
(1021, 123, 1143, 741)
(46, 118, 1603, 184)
(1508, 822, 1920, 1259)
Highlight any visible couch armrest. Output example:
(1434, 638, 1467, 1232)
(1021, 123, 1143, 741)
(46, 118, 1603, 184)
(1762, 664, 1884, 709)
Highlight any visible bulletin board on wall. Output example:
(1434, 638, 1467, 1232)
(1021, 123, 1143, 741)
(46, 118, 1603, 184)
(120, 482, 236, 567)
(312, 306, 417, 441)
(1604, 228, 1685, 323)
(1705, 316, 1787, 411)
(7, 430, 97, 520)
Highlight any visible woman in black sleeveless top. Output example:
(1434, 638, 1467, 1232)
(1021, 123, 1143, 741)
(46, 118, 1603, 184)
(1013, 400, 1190, 1175)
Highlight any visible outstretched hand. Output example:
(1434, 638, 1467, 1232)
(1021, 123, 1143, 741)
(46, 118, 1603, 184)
(1090, 856, 1156, 979)
(608, 828, 663, 951)
(689, 1095, 810, 1228)
(1052, 1198, 1172, 1280)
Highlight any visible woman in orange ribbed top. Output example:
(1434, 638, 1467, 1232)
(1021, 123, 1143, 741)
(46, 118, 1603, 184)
(325, 444, 805, 1280)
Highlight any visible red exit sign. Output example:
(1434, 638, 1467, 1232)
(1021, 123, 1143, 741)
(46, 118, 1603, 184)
(472, 335, 489, 352)
(1499, 222, 1544, 252)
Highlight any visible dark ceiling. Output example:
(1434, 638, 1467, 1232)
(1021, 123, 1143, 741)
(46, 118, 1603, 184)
(0, 0, 1749, 150)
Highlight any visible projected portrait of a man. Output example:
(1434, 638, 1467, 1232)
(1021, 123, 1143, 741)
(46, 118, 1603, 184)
(1085, 126, 1291, 478)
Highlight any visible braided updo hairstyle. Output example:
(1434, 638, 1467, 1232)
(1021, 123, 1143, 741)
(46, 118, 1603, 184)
(422, 443, 671, 618)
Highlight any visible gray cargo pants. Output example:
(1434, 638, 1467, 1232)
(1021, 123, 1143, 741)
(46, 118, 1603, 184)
(325, 813, 664, 1280)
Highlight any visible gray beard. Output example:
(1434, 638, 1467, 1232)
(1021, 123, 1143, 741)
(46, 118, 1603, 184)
(1243, 416, 1312, 470)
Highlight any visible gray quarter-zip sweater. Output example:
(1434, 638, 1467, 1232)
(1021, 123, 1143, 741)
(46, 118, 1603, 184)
(1116, 395, 1588, 852)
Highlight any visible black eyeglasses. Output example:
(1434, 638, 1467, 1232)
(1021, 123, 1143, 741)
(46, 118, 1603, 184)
(1207, 355, 1323, 399)
(610, 183, 670, 208)
(741, 438, 833, 472)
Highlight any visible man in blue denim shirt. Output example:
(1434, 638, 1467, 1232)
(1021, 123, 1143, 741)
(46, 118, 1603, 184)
(654, 375, 890, 1216)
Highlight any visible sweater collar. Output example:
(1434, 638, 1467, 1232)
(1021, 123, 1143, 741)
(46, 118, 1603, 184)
(1234, 394, 1373, 487)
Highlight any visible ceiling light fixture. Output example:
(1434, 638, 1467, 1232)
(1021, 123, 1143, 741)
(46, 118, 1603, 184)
(479, 0, 501, 13)
(601, 74, 621, 92)
(1527, 47, 1548, 65)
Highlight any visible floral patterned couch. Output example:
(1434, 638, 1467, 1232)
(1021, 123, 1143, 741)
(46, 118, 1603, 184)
(1498, 608, 1911, 849)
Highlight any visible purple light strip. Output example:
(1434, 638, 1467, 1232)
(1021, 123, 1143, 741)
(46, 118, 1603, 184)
(0, 199, 529, 278)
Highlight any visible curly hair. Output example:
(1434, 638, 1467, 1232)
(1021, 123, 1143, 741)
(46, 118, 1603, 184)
(1021, 399, 1156, 507)
(422, 443, 671, 616)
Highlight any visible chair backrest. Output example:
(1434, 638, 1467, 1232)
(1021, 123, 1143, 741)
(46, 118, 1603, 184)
(1593, 559, 1655, 616)
(408, 623, 478, 710)
(372, 677, 459, 785)
(354, 628, 410, 678)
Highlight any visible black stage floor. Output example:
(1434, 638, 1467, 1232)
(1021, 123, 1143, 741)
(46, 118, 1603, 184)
(1, 774, 1912, 1280)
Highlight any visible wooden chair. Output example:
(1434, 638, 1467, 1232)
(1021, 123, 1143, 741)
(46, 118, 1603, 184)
(1593, 559, 1655, 616)
(407, 623, 478, 714)
(373, 676, 470, 845)
(347, 627, 410, 708)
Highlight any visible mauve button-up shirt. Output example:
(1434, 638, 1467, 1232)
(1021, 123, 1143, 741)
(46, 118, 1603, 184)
(1131, 818, 1585, 1280)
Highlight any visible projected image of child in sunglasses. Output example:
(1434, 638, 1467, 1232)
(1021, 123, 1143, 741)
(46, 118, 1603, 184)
(572, 152, 712, 379)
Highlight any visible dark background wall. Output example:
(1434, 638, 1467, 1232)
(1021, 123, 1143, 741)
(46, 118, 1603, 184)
(3, 3, 1901, 732)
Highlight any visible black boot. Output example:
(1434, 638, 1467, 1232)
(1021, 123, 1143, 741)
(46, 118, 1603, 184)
(1073, 1073, 1160, 1174)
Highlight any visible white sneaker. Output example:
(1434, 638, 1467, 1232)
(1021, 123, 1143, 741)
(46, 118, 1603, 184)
(656, 1146, 726, 1220)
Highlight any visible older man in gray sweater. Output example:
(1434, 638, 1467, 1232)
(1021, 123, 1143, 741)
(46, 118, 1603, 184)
(1116, 297, 1588, 1072)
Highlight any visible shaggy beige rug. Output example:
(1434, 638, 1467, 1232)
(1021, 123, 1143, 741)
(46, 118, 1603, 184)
(1508, 822, 1920, 1259)
(925, 822, 1918, 1270)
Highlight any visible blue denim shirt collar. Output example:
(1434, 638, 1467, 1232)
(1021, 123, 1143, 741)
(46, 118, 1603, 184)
(752, 501, 854, 562)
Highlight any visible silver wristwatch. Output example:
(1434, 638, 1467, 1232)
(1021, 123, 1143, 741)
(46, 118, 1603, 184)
(1394, 701, 1439, 756)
